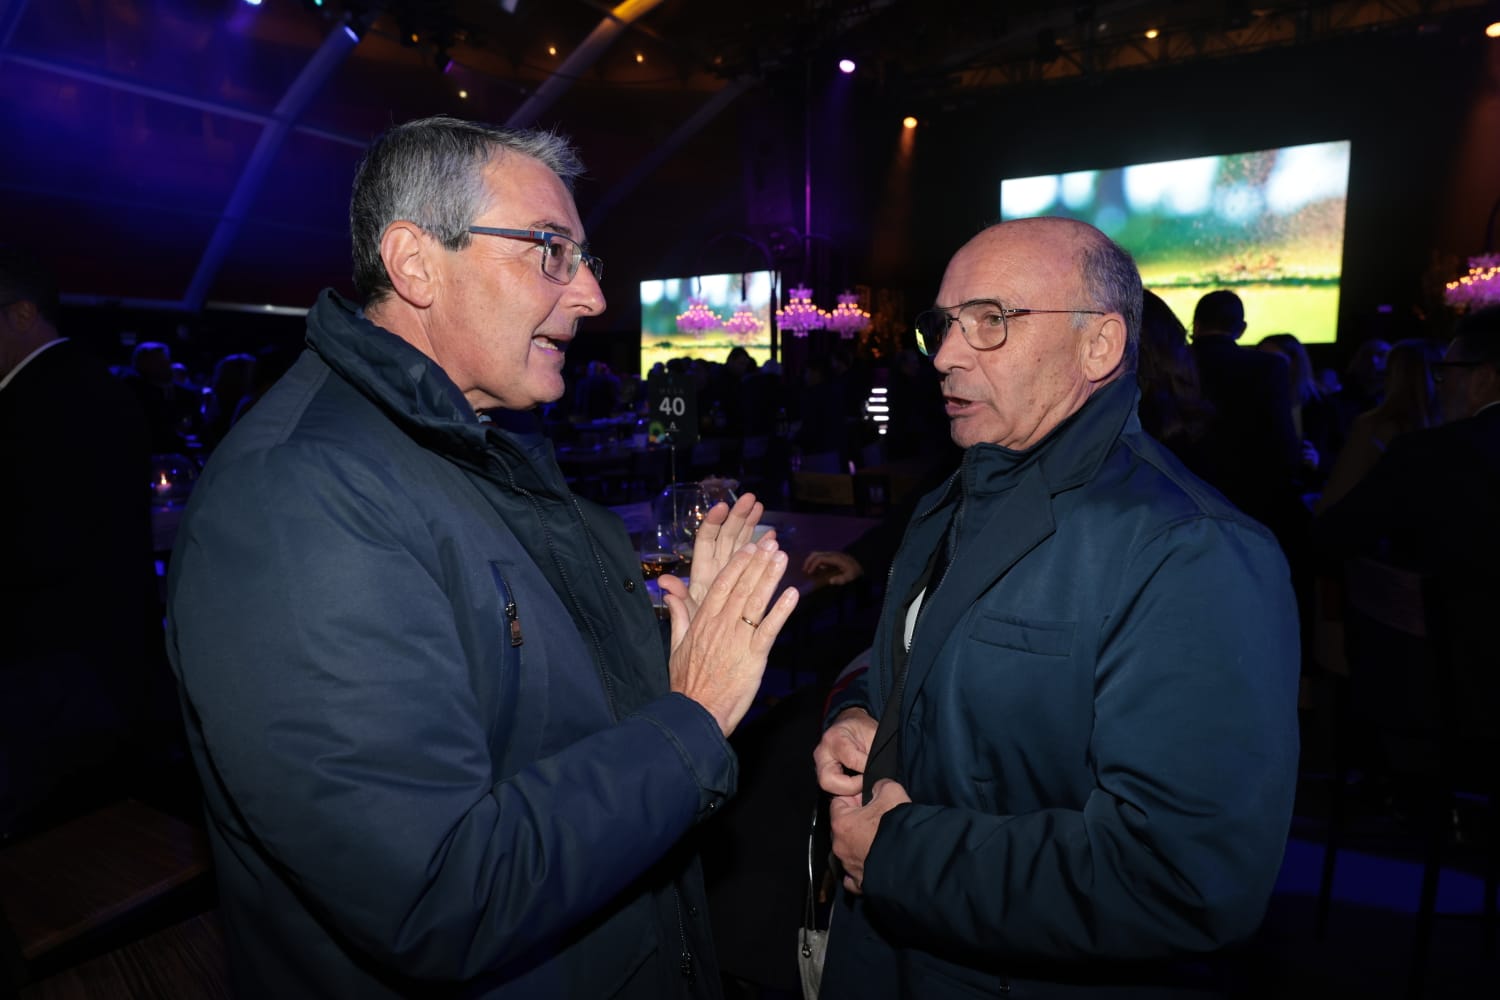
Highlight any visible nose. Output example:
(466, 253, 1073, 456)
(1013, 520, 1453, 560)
(931, 325, 968, 375)
(569, 264, 606, 316)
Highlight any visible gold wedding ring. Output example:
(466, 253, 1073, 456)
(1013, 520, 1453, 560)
(741, 615, 760, 628)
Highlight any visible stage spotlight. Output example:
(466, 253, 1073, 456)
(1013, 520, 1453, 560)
(635, 51, 644, 63)
(458, 89, 469, 99)
(243, 0, 262, 6)
(1144, 28, 1160, 39)
(838, 58, 856, 74)
(902, 116, 918, 129)
(1487, 22, 1500, 38)
(548, 45, 558, 56)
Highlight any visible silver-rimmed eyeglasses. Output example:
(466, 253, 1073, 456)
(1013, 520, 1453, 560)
(467, 226, 604, 284)
(913, 298, 1106, 356)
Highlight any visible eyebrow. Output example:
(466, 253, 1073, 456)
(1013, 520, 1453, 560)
(529, 220, 578, 240)
(932, 296, 1004, 312)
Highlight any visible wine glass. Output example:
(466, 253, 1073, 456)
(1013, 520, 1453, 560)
(698, 476, 739, 510)
(639, 523, 685, 581)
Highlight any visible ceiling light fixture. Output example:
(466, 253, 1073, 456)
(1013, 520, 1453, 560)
(902, 116, 918, 129)
(548, 45, 558, 55)
(838, 58, 856, 74)
(635, 52, 644, 63)
(1487, 22, 1500, 38)
(1144, 28, 1160, 39)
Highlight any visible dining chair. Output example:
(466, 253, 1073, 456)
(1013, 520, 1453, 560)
(1314, 557, 1499, 998)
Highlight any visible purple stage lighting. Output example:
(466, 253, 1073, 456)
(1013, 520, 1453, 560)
(838, 58, 856, 74)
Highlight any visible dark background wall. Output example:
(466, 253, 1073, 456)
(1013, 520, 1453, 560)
(59, 22, 1500, 378)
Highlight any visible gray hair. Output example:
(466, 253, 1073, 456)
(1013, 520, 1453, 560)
(349, 116, 585, 305)
(1075, 230, 1142, 374)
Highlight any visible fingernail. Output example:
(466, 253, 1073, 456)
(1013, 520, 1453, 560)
(758, 536, 777, 551)
(774, 551, 787, 565)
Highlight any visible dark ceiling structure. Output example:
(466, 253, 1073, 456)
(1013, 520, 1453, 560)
(0, 0, 1493, 317)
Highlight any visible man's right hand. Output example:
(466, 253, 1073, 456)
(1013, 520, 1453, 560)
(814, 707, 877, 796)
(801, 550, 864, 585)
(666, 537, 798, 737)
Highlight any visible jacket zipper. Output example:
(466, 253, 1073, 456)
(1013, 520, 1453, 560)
(505, 598, 523, 647)
(672, 887, 694, 984)
(493, 570, 525, 647)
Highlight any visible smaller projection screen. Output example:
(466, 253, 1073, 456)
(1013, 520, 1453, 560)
(640, 271, 777, 373)
(1001, 140, 1351, 345)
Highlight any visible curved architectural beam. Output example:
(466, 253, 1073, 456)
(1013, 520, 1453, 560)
(506, 0, 664, 128)
(182, 22, 362, 311)
(584, 77, 753, 234)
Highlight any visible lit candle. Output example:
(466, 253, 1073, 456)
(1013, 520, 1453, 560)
(153, 473, 173, 499)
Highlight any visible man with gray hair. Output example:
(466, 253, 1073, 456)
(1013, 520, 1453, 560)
(813, 218, 1300, 996)
(168, 116, 797, 997)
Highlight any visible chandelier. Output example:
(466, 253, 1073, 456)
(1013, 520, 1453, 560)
(722, 306, 763, 344)
(1445, 254, 1500, 311)
(676, 297, 723, 337)
(825, 292, 872, 339)
(775, 285, 826, 338)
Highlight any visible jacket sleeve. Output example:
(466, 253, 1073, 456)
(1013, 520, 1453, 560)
(169, 442, 734, 980)
(860, 515, 1301, 961)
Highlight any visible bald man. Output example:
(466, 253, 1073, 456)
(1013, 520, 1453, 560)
(813, 218, 1300, 998)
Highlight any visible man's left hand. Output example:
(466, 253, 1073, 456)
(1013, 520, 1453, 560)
(829, 778, 911, 895)
(661, 492, 772, 612)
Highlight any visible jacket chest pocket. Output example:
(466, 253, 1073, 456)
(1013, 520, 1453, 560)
(947, 613, 1088, 793)
(971, 613, 1074, 657)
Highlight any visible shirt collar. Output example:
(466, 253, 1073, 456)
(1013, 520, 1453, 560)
(0, 337, 68, 394)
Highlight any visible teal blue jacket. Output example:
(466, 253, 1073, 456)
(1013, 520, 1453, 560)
(823, 377, 1300, 997)
(169, 291, 729, 998)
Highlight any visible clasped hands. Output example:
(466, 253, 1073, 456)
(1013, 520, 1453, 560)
(813, 707, 911, 895)
(660, 493, 798, 737)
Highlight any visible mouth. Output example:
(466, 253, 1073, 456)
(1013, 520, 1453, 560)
(532, 333, 570, 354)
(943, 393, 974, 414)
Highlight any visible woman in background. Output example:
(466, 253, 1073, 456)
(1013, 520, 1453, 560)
(1137, 290, 1218, 482)
(1315, 338, 1441, 511)
(1259, 331, 1337, 494)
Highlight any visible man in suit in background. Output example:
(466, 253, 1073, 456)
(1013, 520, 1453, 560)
(1189, 289, 1302, 533)
(0, 249, 160, 836)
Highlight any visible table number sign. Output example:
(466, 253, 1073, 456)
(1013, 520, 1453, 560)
(646, 372, 698, 447)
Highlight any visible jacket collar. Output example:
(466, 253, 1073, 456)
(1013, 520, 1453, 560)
(920, 375, 1140, 518)
(304, 289, 567, 497)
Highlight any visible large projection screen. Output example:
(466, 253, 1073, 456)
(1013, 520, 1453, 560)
(1001, 140, 1351, 345)
(640, 271, 777, 372)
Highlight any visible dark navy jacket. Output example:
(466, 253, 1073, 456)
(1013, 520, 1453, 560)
(168, 291, 730, 998)
(823, 377, 1301, 997)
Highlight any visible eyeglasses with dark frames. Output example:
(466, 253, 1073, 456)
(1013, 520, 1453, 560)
(466, 226, 604, 284)
(913, 298, 1106, 356)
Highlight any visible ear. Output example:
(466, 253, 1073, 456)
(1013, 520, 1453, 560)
(379, 222, 439, 309)
(1081, 313, 1127, 382)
